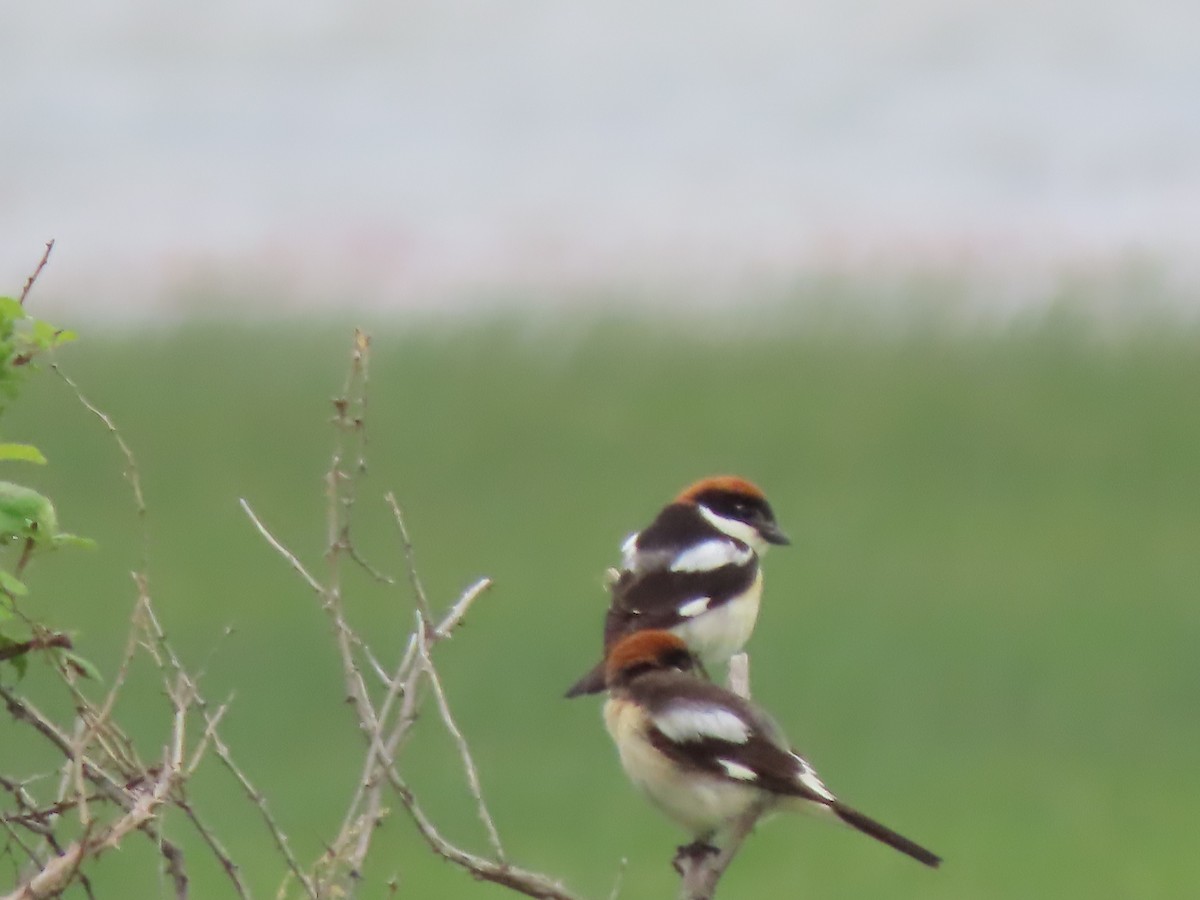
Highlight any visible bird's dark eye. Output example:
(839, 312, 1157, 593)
(621, 661, 657, 681)
(696, 489, 762, 523)
(729, 500, 756, 520)
(665, 649, 696, 671)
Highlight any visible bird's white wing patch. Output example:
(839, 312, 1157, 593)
(670, 539, 751, 573)
(718, 759, 759, 781)
(792, 753, 835, 801)
(676, 596, 711, 618)
(654, 704, 751, 744)
(620, 532, 640, 568)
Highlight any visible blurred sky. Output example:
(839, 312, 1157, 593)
(4, 1, 1200, 320)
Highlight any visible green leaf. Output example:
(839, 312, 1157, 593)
(29, 319, 73, 350)
(31, 320, 53, 347)
(58, 649, 103, 682)
(52, 533, 96, 550)
(53, 329, 78, 347)
(0, 443, 47, 464)
(0, 297, 24, 323)
(0, 635, 29, 680)
(0, 569, 26, 596)
(0, 481, 58, 541)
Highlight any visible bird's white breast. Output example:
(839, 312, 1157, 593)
(670, 569, 762, 667)
(604, 697, 762, 836)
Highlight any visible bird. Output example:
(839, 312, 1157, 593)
(602, 630, 942, 869)
(565, 475, 790, 698)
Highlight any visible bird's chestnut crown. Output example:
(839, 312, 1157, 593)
(675, 475, 789, 546)
(605, 630, 697, 686)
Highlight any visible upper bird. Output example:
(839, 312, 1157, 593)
(603, 630, 942, 869)
(565, 475, 789, 698)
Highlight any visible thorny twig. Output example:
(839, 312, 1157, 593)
(239, 498, 325, 595)
(7, 316, 592, 898)
(2, 644, 170, 898)
(389, 772, 582, 900)
(18, 240, 53, 306)
(242, 330, 585, 898)
(48, 367, 146, 523)
(139, 588, 318, 900)
(414, 614, 506, 861)
(50, 362, 149, 571)
(1, 315, 256, 899)
(606, 857, 629, 900)
(0, 590, 267, 900)
(385, 492, 434, 628)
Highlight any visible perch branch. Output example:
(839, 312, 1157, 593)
(673, 652, 770, 900)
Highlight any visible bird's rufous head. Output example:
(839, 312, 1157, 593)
(604, 630, 697, 687)
(674, 475, 790, 548)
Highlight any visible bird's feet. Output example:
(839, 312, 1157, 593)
(672, 840, 719, 875)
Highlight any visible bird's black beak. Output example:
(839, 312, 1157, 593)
(759, 519, 791, 546)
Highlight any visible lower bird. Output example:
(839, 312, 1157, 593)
(602, 630, 941, 869)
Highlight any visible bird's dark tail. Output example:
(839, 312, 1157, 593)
(563, 662, 606, 698)
(831, 802, 942, 868)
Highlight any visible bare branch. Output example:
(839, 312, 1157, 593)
(160, 838, 189, 900)
(238, 499, 325, 595)
(137, 587, 318, 900)
(12, 250, 293, 900)
(359, 641, 395, 688)
(322, 337, 383, 739)
(390, 772, 583, 900)
(385, 492, 434, 625)
(240, 497, 376, 731)
(607, 857, 628, 900)
(333, 634, 419, 858)
(1, 687, 85, 767)
(2, 750, 176, 900)
(175, 799, 249, 898)
(49, 364, 146, 524)
(0, 672, 162, 868)
(347, 541, 396, 585)
(330, 577, 492, 882)
(242, 329, 586, 898)
(185, 700, 231, 777)
(415, 615, 505, 862)
(1, 810, 40, 867)
(726, 653, 750, 699)
(90, 597, 151, 742)
(435, 577, 493, 639)
(200, 704, 316, 898)
(18, 240, 53, 306)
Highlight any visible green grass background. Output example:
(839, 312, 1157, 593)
(5, 306, 1199, 898)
